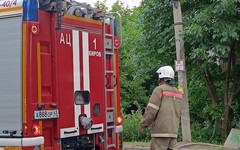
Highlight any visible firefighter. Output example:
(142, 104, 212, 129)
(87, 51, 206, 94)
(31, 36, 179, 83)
(139, 66, 183, 150)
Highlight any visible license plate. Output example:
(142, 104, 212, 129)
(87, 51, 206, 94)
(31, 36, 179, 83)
(34, 109, 59, 120)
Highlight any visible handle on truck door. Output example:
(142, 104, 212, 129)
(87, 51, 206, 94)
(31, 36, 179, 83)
(91, 127, 102, 130)
(64, 130, 77, 134)
(105, 75, 110, 87)
(114, 75, 118, 87)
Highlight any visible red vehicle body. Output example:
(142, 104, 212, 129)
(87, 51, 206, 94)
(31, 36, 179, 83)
(0, 0, 122, 149)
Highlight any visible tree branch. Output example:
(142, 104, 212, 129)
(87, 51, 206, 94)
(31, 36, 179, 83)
(221, 40, 236, 140)
(206, 69, 218, 103)
(196, 58, 218, 104)
(224, 40, 235, 106)
(227, 40, 237, 106)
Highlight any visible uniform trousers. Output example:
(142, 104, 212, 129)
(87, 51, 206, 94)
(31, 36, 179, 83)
(150, 137, 177, 150)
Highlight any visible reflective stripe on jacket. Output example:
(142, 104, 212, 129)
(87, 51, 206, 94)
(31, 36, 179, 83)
(140, 83, 183, 138)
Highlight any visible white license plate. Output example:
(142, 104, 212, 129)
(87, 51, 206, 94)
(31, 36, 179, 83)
(34, 109, 59, 120)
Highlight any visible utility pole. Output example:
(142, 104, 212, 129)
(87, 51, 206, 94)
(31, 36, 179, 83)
(172, 0, 192, 142)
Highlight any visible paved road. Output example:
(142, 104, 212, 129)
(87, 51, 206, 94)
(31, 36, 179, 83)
(123, 142, 239, 150)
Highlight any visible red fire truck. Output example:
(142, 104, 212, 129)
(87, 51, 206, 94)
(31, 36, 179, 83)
(0, 0, 123, 149)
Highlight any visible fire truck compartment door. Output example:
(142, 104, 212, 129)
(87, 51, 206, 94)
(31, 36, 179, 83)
(57, 26, 105, 138)
(0, 16, 23, 137)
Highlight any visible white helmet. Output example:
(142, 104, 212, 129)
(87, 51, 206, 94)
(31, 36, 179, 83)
(156, 66, 174, 79)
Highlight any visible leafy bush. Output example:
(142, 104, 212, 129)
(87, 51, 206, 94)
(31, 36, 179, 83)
(122, 111, 151, 142)
(191, 121, 222, 144)
(123, 112, 222, 144)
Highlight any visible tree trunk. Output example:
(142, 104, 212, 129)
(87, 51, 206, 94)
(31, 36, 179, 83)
(221, 40, 236, 140)
(197, 40, 237, 141)
(196, 59, 222, 130)
(222, 106, 229, 140)
(196, 59, 218, 104)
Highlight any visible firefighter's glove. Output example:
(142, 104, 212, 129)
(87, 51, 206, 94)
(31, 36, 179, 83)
(139, 126, 144, 134)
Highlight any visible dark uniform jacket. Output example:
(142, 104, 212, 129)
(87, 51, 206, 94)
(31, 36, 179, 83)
(140, 83, 183, 138)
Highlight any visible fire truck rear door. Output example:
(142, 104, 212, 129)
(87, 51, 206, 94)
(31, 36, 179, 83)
(56, 21, 105, 138)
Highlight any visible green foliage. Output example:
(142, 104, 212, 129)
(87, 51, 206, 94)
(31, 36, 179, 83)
(112, 0, 240, 143)
(203, 104, 224, 121)
(182, 1, 240, 139)
(177, 120, 222, 144)
(123, 114, 222, 144)
(110, 2, 150, 110)
(228, 101, 240, 129)
(94, 0, 108, 10)
(236, 123, 240, 130)
(190, 121, 222, 144)
(122, 111, 151, 142)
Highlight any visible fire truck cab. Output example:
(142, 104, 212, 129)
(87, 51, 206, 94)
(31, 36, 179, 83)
(0, 0, 122, 149)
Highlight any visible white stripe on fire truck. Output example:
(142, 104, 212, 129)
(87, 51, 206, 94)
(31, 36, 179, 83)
(73, 30, 81, 130)
(82, 32, 91, 118)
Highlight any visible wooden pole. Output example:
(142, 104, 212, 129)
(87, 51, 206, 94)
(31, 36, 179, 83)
(172, 0, 192, 142)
